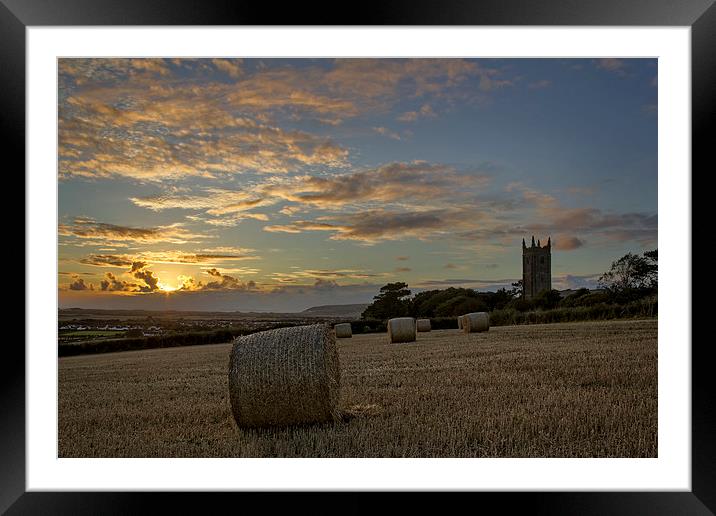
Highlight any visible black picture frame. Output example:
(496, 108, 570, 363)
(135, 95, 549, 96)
(5, 0, 710, 513)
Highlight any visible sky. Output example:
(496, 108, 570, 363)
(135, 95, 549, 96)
(58, 58, 657, 312)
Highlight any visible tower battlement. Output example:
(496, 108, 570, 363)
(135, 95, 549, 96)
(522, 235, 551, 299)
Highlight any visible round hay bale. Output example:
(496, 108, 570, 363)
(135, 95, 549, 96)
(387, 317, 416, 343)
(463, 312, 490, 333)
(416, 318, 431, 332)
(228, 323, 340, 428)
(457, 315, 464, 330)
(334, 322, 352, 338)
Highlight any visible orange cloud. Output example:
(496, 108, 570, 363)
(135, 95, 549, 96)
(59, 217, 206, 245)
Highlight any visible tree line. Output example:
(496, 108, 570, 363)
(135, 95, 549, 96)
(362, 249, 657, 320)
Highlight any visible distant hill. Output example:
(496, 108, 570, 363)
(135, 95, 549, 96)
(301, 303, 368, 318)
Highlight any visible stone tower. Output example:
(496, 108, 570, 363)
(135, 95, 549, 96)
(522, 236, 551, 299)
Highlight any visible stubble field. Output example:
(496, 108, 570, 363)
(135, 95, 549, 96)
(58, 319, 657, 458)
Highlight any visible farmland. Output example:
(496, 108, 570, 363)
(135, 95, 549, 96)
(58, 319, 657, 458)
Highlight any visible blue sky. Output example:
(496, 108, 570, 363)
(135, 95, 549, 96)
(58, 58, 657, 312)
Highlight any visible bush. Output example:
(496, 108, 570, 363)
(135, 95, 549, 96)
(534, 289, 562, 310)
(489, 298, 657, 327)
(506, 297, 535, 311)
(429, 317, 461, 330)
(559, 288, 591, 307)
(571, 291, 612, 306)
(350, 319, 387, 334)
(61, 328, 250, 357)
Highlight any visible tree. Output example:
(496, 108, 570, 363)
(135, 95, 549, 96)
(410, 287, 480, 317)
(362, 282, 412, 319)
(490, 287, 516, 310)
(643, 249, 658, 289)
(510, 280, 523, 299)
(598, 250, 657, 293)
(533, 289, 562, 310)
(560, 288, 591, 307)
(434, 295, 487, 317)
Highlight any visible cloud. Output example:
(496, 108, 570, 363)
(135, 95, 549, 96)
(279, 205, 305, 217)
(553, 236, 585, 250)
(398, 104, 436, 122)
(130, 261, 147, 272)
(260, 177, 656, 248)
(132, 160, 490, 231)
(131, 190, 269, 213)
(79, 254, 134, 268)
(396, 256, 409, 261)
(132, 265, 160, 292)
(68, 276, 92, 291)
(59, 58, 513, 183)
(596, 58, 627, 75)
(79, 249, 259, 268)
(59, 217, 206, 245)
(264, 221, 341, 234)
(324, 208, 482, 243)
(91, 261, 162, 293)
(100, 272, 138, 292)
(372, 126, 402, 140)
(312, 278, 340, 290)
(552, 273, 601, 290)
(394, 267, 412, 273)
(211, 58, 242, 78)
(263, 207, 480, 244)
(444, 263, 459, 269)
(269, 268, 382, 284)
(503, 183, 657, 248)
(60, 58, 172, 85)
(261, 161, 489, 210)
(132, 189, 275, 226)
(173, 268, 257, 292)
(200, 268, 246, 290)
(262, 189, 534, 245)
(60, 115, 349, 180)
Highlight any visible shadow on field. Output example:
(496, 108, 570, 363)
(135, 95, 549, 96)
(339, 403, 383, 422)
(230, 403, 384, 435)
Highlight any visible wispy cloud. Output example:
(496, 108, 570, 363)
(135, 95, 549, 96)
(269, 207, 482, 244)
(59, 217, 206, 245)
(59, 58, 512, 183)
(261, 161, 489, 210)
(79, 248, 259, 268)
(398, 104, 436, 122)
(372, 126, 402, 140)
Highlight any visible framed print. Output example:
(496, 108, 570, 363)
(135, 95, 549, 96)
(6, 0, 712, 513)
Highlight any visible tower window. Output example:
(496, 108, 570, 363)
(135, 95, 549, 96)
(540, 257, 544, 264)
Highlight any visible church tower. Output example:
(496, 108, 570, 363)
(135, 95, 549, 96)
(522, 236, 551, 299)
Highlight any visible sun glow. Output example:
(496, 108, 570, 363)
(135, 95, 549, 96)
(157, 282, 178, 292)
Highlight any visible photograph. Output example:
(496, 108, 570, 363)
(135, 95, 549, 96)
(57, 57, 659, 458)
